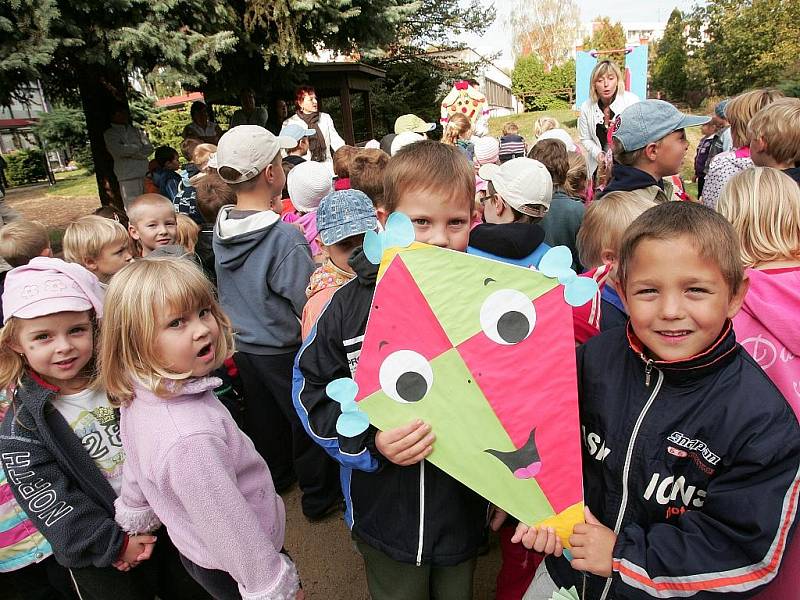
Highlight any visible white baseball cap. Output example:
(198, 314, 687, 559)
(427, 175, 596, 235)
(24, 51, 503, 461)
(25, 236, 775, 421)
(478, 158, 553, 216)
(216, 125, 297, 184)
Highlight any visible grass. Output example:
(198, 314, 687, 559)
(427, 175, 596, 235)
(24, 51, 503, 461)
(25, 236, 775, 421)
(48, 169, 99, 198)
(487, 108, 703, 200)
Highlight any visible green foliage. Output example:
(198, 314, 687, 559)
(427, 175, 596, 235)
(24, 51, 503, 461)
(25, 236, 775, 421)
(146, 105, 190, 152)
(508, 0, 580, 70)
(688, 0, 800, 96)
(5, 149, 47, 186)
(511, 56, 576, 111)
(72, 145, 94, 174)
(582, 17, 627, 63)
(651, 9, 688, 101)
(34, 106, 87, 149)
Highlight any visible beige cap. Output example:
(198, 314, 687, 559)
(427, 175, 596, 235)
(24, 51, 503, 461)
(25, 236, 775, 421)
(478, 158, 553, 216)
(216, 125, 297, 183)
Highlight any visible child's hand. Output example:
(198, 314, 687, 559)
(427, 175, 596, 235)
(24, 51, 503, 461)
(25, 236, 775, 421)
(569, 507, 615, 577)
(112, 559, 131, 572)
(119, 534, 157, 568)
(375, 420, 434, 466)
(489, 506, 508, 531)
(511, 522, 563, 556)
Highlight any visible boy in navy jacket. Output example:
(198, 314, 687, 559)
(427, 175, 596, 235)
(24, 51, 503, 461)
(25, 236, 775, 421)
(518, 202, 800, 599)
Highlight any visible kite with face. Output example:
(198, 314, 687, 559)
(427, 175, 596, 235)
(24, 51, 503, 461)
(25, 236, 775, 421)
(343, 238, 586, 544)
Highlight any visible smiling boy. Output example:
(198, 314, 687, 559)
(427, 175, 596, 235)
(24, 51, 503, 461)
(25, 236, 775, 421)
(519, 202, 800, 599)
(126, 194, 177, 257)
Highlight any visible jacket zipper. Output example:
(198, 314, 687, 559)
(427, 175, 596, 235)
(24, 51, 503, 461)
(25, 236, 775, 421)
(642, 355, 655, 387)
(599, 368, 664, 600)
(416, 461, 425, 566)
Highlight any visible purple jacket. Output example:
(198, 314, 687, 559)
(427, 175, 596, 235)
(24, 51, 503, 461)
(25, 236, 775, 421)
(114, 377, 298, 600)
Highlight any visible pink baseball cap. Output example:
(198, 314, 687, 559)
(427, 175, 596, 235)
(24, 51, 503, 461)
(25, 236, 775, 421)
(2, 257, 105, 324)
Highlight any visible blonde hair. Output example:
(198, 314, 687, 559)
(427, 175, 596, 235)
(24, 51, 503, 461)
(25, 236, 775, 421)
(384, 140, 474, 215)
(589, 61, 625, 104)
(63, 215, 130, 266)
(502, 121, 520, 136)
(747, 98, 800, 165)
(442, 113, 472, 145)
(533, 117, 559, 139)
(717, 167, 800, 268)
(0, 221, 49, 268)
(175, 213, 200, 253)
(725, 88, 785, 148)
(127, 193, 175, 225)
(577, 191, 656, 269)
(564, 152, 589, 199)
(192, 143, 217, 171)
(99, 258, 234, 404)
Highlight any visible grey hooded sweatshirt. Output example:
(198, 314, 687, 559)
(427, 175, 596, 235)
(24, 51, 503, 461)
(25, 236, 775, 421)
(213, 207, 315, 355)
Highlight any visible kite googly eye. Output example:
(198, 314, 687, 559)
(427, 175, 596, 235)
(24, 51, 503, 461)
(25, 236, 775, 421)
(378, 350, 433, 403)
(479, 289, 536, 345)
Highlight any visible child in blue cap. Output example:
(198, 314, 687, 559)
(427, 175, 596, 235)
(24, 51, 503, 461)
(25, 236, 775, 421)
(599, 100, 709, 203)
(300, 189, 378, 339)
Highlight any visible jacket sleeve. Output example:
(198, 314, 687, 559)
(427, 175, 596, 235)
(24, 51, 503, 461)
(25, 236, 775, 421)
(324, 113, 346, 153)
(578, 102, 602, 160)
(158, 434, 299, 600)
(610, 409, 800, 599)
(103, 127, 145, 160)
(0, 424, 126, 568)
(114, 459, 161, 535)
(292, 293, 382, 472)
(269, 241, 315, 318)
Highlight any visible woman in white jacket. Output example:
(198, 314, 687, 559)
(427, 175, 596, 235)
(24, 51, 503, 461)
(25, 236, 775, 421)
(282, 86, 345, 173)
(578, 60, 639, 177)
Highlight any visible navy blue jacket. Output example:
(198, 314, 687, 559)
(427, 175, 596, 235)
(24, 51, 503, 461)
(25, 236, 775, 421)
(292, 249, 489, 566)
(547, 323, 800, 598)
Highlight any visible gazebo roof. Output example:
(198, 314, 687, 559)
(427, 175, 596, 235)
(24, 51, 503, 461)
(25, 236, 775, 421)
(304, 62, 386, 94)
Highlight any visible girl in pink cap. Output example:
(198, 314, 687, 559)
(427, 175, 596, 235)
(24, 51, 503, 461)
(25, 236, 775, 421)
(0, 257, 206, 599)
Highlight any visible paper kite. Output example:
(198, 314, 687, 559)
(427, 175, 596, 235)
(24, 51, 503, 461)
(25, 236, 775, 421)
(344, 220, 588, 545)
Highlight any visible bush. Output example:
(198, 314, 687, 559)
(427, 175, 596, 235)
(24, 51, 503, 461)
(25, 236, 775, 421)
(5, 149, 47, 186)
(512, 56, 576, 112)
(72, 144, 95, 174)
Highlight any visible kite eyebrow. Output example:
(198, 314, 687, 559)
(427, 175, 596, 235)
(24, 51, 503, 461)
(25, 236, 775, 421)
(484, 277, 496, 286)
(378, 340, 389, 350)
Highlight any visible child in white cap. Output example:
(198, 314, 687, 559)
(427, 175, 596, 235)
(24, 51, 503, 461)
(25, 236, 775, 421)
(285, 160, 334, 262)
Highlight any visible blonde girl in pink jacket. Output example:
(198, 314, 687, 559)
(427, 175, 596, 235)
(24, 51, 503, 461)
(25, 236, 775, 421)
(718, 167, 800, 600)
(101, 258, 302, 600)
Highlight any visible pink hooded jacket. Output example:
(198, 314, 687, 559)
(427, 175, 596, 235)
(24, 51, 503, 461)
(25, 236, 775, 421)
(114, 377, 299, 600)
(734, 266, 800, 600)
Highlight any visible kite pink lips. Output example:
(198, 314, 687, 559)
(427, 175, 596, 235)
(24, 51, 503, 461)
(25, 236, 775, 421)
(513, 461, 542, 479)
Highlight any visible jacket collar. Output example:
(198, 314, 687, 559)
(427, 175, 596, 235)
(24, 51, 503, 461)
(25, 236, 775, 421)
(626, 321, 739, 382)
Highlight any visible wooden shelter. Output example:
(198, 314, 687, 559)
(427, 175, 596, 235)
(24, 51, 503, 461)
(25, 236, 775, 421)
(304, 62, 385, 145)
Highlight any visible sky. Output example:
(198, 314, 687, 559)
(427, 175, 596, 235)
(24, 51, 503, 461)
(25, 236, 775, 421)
(464, 0, 699, 67)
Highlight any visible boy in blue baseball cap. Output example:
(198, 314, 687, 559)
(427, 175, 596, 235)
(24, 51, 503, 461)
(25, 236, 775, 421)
(600, 100, 709, 203)
(300, 189, 378, 338)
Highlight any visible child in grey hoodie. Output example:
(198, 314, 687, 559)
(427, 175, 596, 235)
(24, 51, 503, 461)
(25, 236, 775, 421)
(213, 126, 342, 520)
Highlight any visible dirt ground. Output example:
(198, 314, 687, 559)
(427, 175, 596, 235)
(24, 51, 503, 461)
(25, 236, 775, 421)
(281, 485, 502, 599)
(4, 184, 101, 230)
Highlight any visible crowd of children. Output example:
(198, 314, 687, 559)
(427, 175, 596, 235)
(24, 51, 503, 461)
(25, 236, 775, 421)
(0, 87, 798, 600)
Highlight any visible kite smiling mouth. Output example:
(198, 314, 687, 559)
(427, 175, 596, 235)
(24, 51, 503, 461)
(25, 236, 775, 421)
(484, 428, 542, 479)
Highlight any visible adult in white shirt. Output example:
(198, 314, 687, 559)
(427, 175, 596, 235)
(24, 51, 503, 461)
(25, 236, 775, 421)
(182, 101, 223, 144)
(103, 105, 153, 207)
(230, 88, 269, 129)
(577, 60, 640, 177)
(282, 86, 345, 172)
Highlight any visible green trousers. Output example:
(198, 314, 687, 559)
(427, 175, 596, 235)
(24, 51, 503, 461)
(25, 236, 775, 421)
(355, 538, 477, 600)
